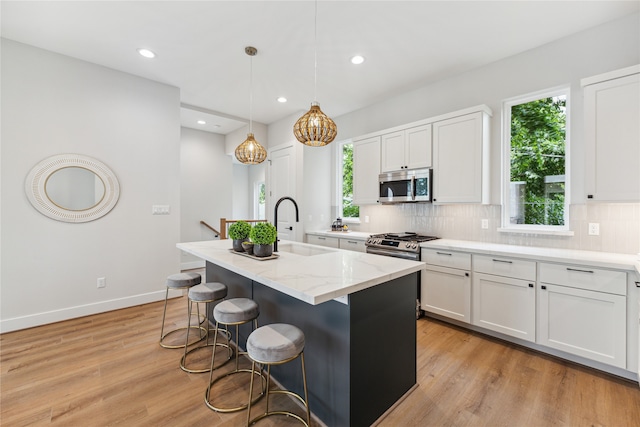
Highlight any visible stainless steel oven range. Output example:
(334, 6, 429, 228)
(366, 232, 438, 318)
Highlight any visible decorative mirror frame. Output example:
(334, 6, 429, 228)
(25, 153, 120, 223)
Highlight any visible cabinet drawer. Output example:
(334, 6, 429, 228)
(539, 262, 626, 296)
(306, 234, 339, 248)
(473, 254, 536, 281)
(422, 248, 470, 270)
(339, 238, 366, 252)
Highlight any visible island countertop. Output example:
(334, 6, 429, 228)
(177, 239, 425, 305)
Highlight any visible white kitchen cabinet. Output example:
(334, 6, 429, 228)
(432, 110, 490, 204)
(352, 136, 381, 205)
(381, 124, 432, 172)
(306, 234, 339, 248)
(538, 262, 627, 368)
(338, 238, 366, 252)
(582, 65, 640, 202)
(472, 255, 536, 342)
(421, 249, 471, 323)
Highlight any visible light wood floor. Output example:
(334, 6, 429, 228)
(2, 296, 639, 427)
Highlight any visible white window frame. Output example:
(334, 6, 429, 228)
(500, 86, 572, 235)
(335, 138, 360, 223)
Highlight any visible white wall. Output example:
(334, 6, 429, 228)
(268, 12, 640, 253)
(179, 127, 232, 268)
(1, 40, 181, 332)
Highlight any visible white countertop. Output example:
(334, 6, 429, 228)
(421, 239, 640, 276)
(177, 239, 424, 305)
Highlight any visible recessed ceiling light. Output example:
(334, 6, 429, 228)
(277, 97, 287, 103)
(213, 124, 221, 128)
(351, 55, 365, 65)
(137, 48, 156, 59)
(197, 120, 206, 125)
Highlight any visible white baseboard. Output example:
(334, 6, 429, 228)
(0, 289, 183, 334)
(181, 260, 205, 270)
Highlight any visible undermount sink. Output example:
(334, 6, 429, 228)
(276, 243, 335, 257)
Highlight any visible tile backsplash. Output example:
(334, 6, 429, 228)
(351, 203, 640, 255)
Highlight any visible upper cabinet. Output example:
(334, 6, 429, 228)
(381, 124, 432, 172)
(432, 109, 491, 204)
(352, 136, 381, 205)
(582, 65, 640, 202)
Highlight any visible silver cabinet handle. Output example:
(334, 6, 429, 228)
(436, 252, 452, 256)
(492, 259, 512, 264)
(317, 237, 326, 240)
(567, 267, 594, 274)
(346, 240, 358, 244)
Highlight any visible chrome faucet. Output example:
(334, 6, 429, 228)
(274, 196, 299, 252)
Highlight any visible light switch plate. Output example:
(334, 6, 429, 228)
(152, 205, 170, 215)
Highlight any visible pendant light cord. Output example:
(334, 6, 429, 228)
(249, 52, 254, 134)
(313, 0, 318, 104)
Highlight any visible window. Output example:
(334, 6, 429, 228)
(254, 181, 265, 220)
(338, 140, 359, 219)
(502, 88, 569, 231)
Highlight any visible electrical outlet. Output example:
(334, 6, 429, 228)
(97, 277, 106, 288)
(481, 219, 489, 229)
(588, 223, 600, 236)
(364, 215, 370, 223)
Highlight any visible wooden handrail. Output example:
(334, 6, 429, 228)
(219, 218, 267, 240)
(199, 220, 220, 238)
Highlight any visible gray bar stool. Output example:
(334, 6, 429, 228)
(246, 323, 310, 427)
(205, 298, 266, 413)
(159, 272, 206, 349)
(180, 282, 233, 373)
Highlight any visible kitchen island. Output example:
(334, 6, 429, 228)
(177, 239, 425, 427)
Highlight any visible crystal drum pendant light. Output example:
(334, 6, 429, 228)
(235, 46, 267, 164)
(293, 0, 337, 146)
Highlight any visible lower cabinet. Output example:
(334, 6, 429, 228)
(338, 238, 366, 252)
(421, 249, 471, 323)
(473, 273, 535, 342)
(538, 262, 627, 369)
(306, 235, 339, 248)
(472, 255, 536, 342)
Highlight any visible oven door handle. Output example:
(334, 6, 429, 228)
(366, 247, 420, 261)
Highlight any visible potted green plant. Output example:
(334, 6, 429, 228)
(249, 222, 277, 257)
(228, 220, 251, 252)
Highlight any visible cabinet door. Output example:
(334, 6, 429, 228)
(585, 73, 640, 201)
(339, 238, 366, 252)
(433, 112, 488, 203)
(306, 235, 339, 248)
(406, 124, 432, 170)
(353, 136, 381, 205)
(473, 273, 535, 342)
(538, 283, 626, 368)
(381, 131, 406, 172)
(421, 265, 471, 323)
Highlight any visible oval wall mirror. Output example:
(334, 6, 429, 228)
(25, 154, 120, 223)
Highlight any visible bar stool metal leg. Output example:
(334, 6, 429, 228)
(159, 272, 207, 349)
(204, 298, 266, 413)
(180, 283, 232, 373)
(246, 323, 310, 426)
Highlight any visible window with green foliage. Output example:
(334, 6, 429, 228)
(503, 89, 569, 230)
(340, 141, 359, 219)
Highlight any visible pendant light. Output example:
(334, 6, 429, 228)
(235, 46, 267, 164)
(293, 0, 337, 146)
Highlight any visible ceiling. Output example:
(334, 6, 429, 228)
(2, 1, 638, 135)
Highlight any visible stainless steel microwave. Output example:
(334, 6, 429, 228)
(379, 169, 432, 203)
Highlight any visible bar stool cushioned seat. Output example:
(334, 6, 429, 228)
(167, 272, 201, 288)
(246, 323, 305, 363)
(189, 282, 227, 301)
(214, 299, 260, 325)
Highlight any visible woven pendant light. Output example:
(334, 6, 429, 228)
(293, 0, 337, 146)
(235, 46, 267, 164)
